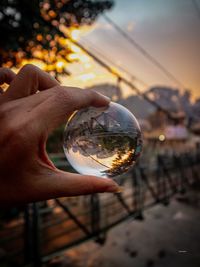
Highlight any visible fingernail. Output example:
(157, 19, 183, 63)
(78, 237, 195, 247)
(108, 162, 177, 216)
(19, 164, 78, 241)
(98, 93, 111, 102)
(105, 183, 123, 193)
(103, 95, 111, 102)
(115, 186, 124, 193)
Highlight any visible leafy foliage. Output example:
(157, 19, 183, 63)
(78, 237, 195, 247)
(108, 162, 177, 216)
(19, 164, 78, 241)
(0, 0, 113, 77)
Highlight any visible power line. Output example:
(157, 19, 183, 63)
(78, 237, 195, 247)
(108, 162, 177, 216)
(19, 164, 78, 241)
(103, 14, 185, 89)
(66, 35, 175, 119)
(192, 0, 200, 21)
(81, 37, 149, 89)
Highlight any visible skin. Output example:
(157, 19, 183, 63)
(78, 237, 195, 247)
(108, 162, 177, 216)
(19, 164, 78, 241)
(0, 64, 120, 206)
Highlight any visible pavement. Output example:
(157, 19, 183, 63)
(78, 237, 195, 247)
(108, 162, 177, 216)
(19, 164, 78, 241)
(49, 191, 200, 267)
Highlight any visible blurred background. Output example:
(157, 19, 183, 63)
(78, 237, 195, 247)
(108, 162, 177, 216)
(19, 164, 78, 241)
(0, 0, 200, 266)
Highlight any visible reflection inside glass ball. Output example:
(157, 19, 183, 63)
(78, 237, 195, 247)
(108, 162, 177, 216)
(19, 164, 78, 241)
(63, 102, 142, 178)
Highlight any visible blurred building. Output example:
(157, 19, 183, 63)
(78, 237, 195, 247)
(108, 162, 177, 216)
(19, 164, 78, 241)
(86, 83, 200, 154)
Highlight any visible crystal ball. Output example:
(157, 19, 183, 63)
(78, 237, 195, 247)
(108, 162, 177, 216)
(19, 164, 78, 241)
(63, 102, 142, 178)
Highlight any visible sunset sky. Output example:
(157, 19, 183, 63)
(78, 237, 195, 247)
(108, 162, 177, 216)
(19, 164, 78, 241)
(61, 0, 200, 100)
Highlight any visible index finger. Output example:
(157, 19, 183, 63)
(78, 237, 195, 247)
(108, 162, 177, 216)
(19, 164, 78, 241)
(5, 64, 59, 100)
(32, 86, 110, 133)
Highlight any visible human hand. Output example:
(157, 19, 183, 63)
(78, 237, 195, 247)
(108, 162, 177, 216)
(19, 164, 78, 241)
(0, 64, 120, 206)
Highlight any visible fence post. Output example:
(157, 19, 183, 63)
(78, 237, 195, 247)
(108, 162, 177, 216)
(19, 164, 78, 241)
(90, 194, 106, 244)
(32, 202, 42, 267)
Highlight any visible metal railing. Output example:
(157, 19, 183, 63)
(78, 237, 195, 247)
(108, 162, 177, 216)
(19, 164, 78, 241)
(0, 150, 199, 266)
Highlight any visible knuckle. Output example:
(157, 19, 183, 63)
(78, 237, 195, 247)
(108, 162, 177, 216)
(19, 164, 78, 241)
(85, 89, 97, 99)
(0, 68, 14, 84)
(53, 86, 72, 103)
(50, 86, 100, 111)
(20, 64, 38, 76)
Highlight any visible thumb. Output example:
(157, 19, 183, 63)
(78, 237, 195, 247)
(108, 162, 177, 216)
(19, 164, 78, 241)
(37, 168, 120, 201)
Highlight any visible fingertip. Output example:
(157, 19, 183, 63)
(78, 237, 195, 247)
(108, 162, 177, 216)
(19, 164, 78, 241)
(103, 181, 121, 193)
(90, 176, 120, 193)
(51, 172, 121, 196)
(93, 92, 111, 107)
(97, 92, 111, 103)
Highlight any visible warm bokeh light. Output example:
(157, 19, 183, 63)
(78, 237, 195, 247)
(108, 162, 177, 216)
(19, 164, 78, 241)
(67, 53, 91, 63)
(70, 29, 80, 41)
(70, 43, 81, 53)
(63, 24, 96, 41)
(18, 24, 101, 82)
(56, 61, 66, 72)
(158, 134, 166, 142)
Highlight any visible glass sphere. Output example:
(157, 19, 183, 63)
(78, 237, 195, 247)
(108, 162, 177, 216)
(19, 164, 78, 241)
(63, 102, 142, 178)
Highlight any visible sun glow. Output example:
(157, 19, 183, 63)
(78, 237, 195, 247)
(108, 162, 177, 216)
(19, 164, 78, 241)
(70, 43, 81, 53)
(67, 53, 91, 63)
(77, 73, 96, 82)
(18, 23, 116, 91)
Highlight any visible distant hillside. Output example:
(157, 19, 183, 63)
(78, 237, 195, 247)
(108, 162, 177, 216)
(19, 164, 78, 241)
(87, 84, 200, 121)
(118, 95, 155, 119)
